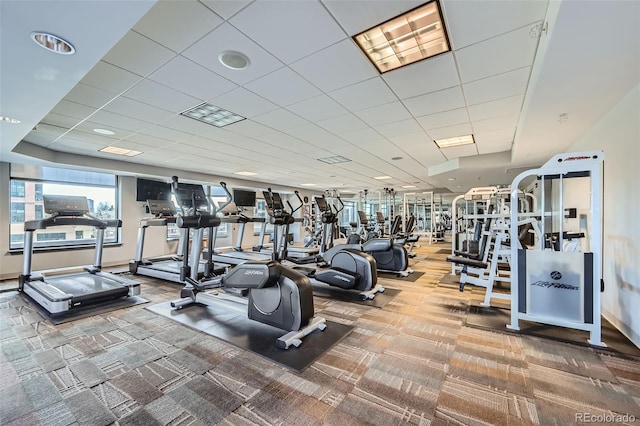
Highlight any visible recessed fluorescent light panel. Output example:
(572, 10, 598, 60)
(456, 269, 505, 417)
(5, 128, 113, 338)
(99, 146, 142, 157)
(373, 176, 393, 180)
(300, 183, 317, 187)
(181, 103, 245, 128)
(354, 0, 450, 73)
(93, 128, 115, 135)
(434, 134, 475, 148)
(234, 171, 258, 176)
(318, 156, 351, 164)
(402, 185, 416, 188)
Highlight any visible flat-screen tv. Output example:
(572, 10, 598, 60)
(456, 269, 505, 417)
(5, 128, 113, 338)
(174, 183, 208, 210)
(233, 189, 256, 207)
(136, 178, 171, 202)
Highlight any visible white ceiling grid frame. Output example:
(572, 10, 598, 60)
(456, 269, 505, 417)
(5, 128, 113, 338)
(454, 24, 541, 84)
(148, 55, 239, 101)
(316, 113, 370, 135)
(442, 0, 549, 50)
(382, 53, 460, 99)
(182, 23, 285, 86)
(290, 38, 379, 92)
(50, 100, 98, 121)
(416, 107, 469, 130)
(122, 79, 203, 114)
(252, 108, 310, 130)
(229, 0, 347, 64)
(199, 0, 252, 20)
(132, 0, 224, 53)
(467, 94, 525, 122)
(463, 66, 531, 106)
(321, 0, 425, 36)
(79, 61, 144, 95)
(374, 118, 424, 139)
(427, 122, 473, 140)
(101, 30, 176, 78)
(472, 114, 519, 134)
(403, 86, 466, 118)
(63, 83, 120, 109)
(328, 76, 398, 112)
(207, 87, 279, 119)
(355, 101, 413, 126)
(101, 96, 176, 125)
(283, 123, 348, 150)
(245, 67, 323, 107)
(287, 95, 350, 123)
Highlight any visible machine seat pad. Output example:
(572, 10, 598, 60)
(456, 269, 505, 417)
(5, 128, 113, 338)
(446, 255, 487, 269)
(453, 250, 482, 260)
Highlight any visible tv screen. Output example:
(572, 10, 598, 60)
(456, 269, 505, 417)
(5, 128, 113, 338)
(174, 183, 208, 210)
(233, 189, 256, 207)
(136, 178, 171, 202)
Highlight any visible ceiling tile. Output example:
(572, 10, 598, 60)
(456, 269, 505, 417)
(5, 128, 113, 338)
(133, 1, 224, 53)
(383, 53, 460, 99)
(40, 113, 83, 129)
(229, 0, 346, 64)
(355, 101, 412, 126)
(256, 132, 312, 154)
(427, 122, 473, 140)
(159, 114, 221, 136)
(322, 0, 424, 34)
(340, 127, 387, 146)
(102, 96, 175, 124)
(467, 94, 524, 122)
(199, 0, 251, 20)
(72, 121, 136, 140)
(224, 120, 275, 138)
(102, 30, 175, 77)
(416, 107, 469, 130)
(403, 86, 465, 117)
(138, 124, 192, 142)
(252, 108, 309, 130)
(287, 95, 349, 122)
(245, 67, 322, 107)
(182, 23, 284, 86)
(439, 143, 479, 160)
(475, 127, 516, 148)
(284, 123, 347, 149)
(88, 110, 154, 132)
(374, 119, 423, 139)
(119, 132, 176, 149)
(63, 83, 118, 109)
(80, 61, 143, 94)
(464, 67, 531, 105)
(208, 87, 278, 119)
(455, 25, 540, 83)
(472, 114, 519, 133)
(50, 100, 97, 120)
(316, 114, 369, 134)
(329, 77, 398, 111)
(149, 55, 238, 100)
(290, 39, 378, 92)
(123, 79, 203, 113)
(443, 0, 549, 49)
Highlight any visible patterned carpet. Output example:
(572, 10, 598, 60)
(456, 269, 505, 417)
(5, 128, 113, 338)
(1, 243, 639, 425)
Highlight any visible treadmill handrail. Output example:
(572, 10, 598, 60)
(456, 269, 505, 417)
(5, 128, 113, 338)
(24, 215, 112, 231)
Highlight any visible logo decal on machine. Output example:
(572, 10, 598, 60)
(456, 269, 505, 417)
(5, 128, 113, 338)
(244, 270, 264, 276)
(333, 275, 350, 282)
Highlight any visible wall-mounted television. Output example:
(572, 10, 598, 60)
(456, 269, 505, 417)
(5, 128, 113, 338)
(136, 178, 171, 202)
(233, 189, 257, 207)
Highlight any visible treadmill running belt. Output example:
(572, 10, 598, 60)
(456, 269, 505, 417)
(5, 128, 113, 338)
(46, 274, 129, 301)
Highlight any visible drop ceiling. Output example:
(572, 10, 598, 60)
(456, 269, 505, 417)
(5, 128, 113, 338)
(1, 0, 638, 194)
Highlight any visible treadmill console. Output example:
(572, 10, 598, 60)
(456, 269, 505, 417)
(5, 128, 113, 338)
(147, 199, 176, 217)
(173, 183, 208, 211)
(314, 196, 329, 212)
(43, 195, 89, 216)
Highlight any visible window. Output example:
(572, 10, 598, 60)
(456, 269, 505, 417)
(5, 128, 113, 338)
(11, 202, 25, 223)
(9, 165, 118, 250)
(10, 181, 25, 198)
(34, 183, 43, 201)
(37, 232, 66, 242)
(254, 199, 274, 235)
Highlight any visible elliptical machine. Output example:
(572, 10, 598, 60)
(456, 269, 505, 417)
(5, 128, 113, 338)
(268, 190, 384, 301)
(168, 178, 326, 349)
(318, 196, 413, 277)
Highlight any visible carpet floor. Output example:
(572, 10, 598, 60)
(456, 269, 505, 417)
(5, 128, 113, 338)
(1, 245, 638, 425)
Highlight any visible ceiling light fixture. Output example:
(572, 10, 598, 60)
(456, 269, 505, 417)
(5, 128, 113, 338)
(31, 32, 75, 55)
(300, 183, 317, 187)
(0, 116, 21, 123)
(434, 134, 475, 149)
(448, 177, 456, 181)
(218, 50, 251, 70)
(93, 128, 115, 135)
(234, 171, 258, 176)
(181, 103, 245, 128)
(99, 146, 142, 157)
(318, 156, 352, 164)
(354, 0, 450, 73)
(373, 176, 393, 180)
(402, 185, 416, 188)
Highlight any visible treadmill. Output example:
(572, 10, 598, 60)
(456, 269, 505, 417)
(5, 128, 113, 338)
(18, 195, 140, 315)
(130, 199, 228, 283)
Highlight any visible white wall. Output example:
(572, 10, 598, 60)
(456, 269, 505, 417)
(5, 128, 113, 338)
(566, 84, 640, 347)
